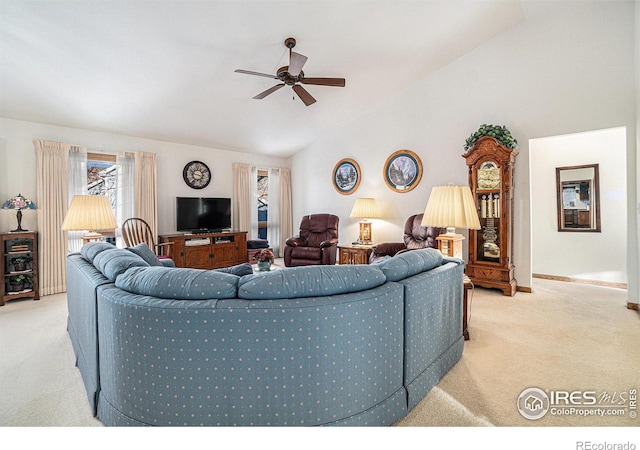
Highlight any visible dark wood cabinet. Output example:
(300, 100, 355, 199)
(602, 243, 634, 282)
(338, 244, 373, 265)
(159, 231, 248, 269)
(1, 231, 39, 306)
(463, 137, 517, 296)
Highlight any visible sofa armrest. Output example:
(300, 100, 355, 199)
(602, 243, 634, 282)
(286, 236, 307, 247)
(320, 238, 339, 248)
(371, 242, 406, 257)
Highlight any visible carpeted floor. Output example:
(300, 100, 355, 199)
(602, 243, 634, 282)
(1, 278, 638, 437)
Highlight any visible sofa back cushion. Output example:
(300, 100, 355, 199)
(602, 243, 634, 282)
(81, 241, 117, 263)
(237, 264, 386, 300)
(374, 248, 444, 282)
(92, 248, 150, 281)
(126, 243, 164, 266)
(115, 266, 239, 300)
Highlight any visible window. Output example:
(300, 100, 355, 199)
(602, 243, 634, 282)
(87, 153, 117, 209)
(257, 170, 268, 239)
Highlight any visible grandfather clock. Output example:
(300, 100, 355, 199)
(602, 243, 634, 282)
(462, 136, 517, 296)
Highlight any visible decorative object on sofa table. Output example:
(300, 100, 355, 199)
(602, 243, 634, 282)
(383, 150, 423, 192)
(61, 195, 117, 243)
(332, 158, 361, 195)
(182, 160, 211, 189)
(421, 185, 480, 259)
(350, 198, 380, 244)
(464, 124, 518, 152)
(2, 193, 36, 232)
(254, 248, 274, 271)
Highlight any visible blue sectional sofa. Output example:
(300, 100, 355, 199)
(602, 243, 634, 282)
(66, 242, 464, 426)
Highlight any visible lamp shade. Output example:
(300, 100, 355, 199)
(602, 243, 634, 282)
(61, 195, 117, 232)
(421, 185, 481, 231)
(349, 198, 380, 219)
(2, 193, 35, 211)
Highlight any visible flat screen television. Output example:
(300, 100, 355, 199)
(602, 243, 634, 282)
(176, 197, 232, 233)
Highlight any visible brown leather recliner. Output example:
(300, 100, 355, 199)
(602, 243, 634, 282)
(284, 214, 339, 267)
(369, 213, 445, 263)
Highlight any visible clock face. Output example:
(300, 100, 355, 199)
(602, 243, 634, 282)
(183, 161, 211, 189)
(477, 160, 500, 190)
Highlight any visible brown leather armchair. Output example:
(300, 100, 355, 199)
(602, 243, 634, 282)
(284, 214, 339, 267)
(369, 213, 445, 263)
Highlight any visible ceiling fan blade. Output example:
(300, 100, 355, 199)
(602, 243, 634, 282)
(288, 51, 308, 76)
(292, 84, 316, 106)
(300, 77, 346, 87)
(235, 69, 278, 79)
(253, 83, 285, 99)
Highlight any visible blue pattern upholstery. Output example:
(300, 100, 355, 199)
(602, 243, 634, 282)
(374, 247, 443, 282)
(93, 248, 150, 281)
(65, 242, 464, 426)
(238, 265, 386, 300)
(126, 243, 164, 266)
(115, 266, 239, 300)
(97, 282, 406, 426)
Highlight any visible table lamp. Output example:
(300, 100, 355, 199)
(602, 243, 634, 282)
(2, 193, 36, 232)
(350, 198, 380, 244)
(61, 195, 118, 242)
(421, 185, 480, 259)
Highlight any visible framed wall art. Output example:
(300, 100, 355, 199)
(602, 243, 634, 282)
(383, 150, 422, 192)
(332, 158, 361, 195)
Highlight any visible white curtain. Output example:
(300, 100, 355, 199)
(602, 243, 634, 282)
(134, 152, 158, 240)
(67, 147, 88, 254)
(278, 168, 293, 257)
(267, 168, 281, 256)
(34, 140, 74, 295)
(116, 152, 135, 247)
(232, 163, 258, 238)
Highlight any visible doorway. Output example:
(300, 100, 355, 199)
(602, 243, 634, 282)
(529, 127, 627, 288)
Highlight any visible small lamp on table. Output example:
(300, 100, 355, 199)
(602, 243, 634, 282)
(349, 198, 380, 245)
(2, 194, 36, 232)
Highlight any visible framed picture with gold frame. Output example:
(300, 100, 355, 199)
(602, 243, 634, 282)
(383, 149, 422, 192)
(332, 158, 361, 195)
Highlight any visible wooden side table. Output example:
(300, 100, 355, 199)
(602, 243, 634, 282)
(463, 275, 472, 340)
(338, 244, 373, 265)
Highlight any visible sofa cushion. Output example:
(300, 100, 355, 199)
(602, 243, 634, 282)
(237, 264, 386, 300)
(115, 266, 239, 300)
(375, 248, 444, 282)
(92, 248, 150, 281)
(214, 263, 253, 277)
(81, 241, 117, 263)
(126, 243, 164, 266)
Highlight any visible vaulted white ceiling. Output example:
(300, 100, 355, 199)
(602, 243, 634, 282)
(0, 1, 524, 157)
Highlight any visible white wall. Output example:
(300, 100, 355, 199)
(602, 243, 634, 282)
(0, 118, 289, 235)
(291, 1, 636, 292)
(530, 128, 627, 284)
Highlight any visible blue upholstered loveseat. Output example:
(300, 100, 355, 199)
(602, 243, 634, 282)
(66, 242, 464, 426)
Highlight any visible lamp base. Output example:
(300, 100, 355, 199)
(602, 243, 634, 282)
(82, 231, 104, 245)
(358, 221, 373, 244)
(12, 209, 27, 232)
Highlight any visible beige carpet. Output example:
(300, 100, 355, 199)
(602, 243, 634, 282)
(1, 278, 638, 439)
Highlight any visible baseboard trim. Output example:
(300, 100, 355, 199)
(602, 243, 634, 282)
(533, 273, 627, 290)
(516, 286, 532, 293)
(627, 302, 640, 311)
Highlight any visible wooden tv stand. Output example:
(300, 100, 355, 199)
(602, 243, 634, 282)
(159, 231, 248, 270)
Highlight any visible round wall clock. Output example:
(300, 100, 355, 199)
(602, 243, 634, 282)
(183, 161, 211, 189)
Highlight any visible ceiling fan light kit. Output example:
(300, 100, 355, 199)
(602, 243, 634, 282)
(235, 37, 346, 106)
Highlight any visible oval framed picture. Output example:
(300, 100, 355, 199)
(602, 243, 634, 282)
(332, 158, 361, 195)
(383, 149, 423, 193)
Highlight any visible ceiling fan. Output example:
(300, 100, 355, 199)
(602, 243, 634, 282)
(234, 37, 346, 106)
